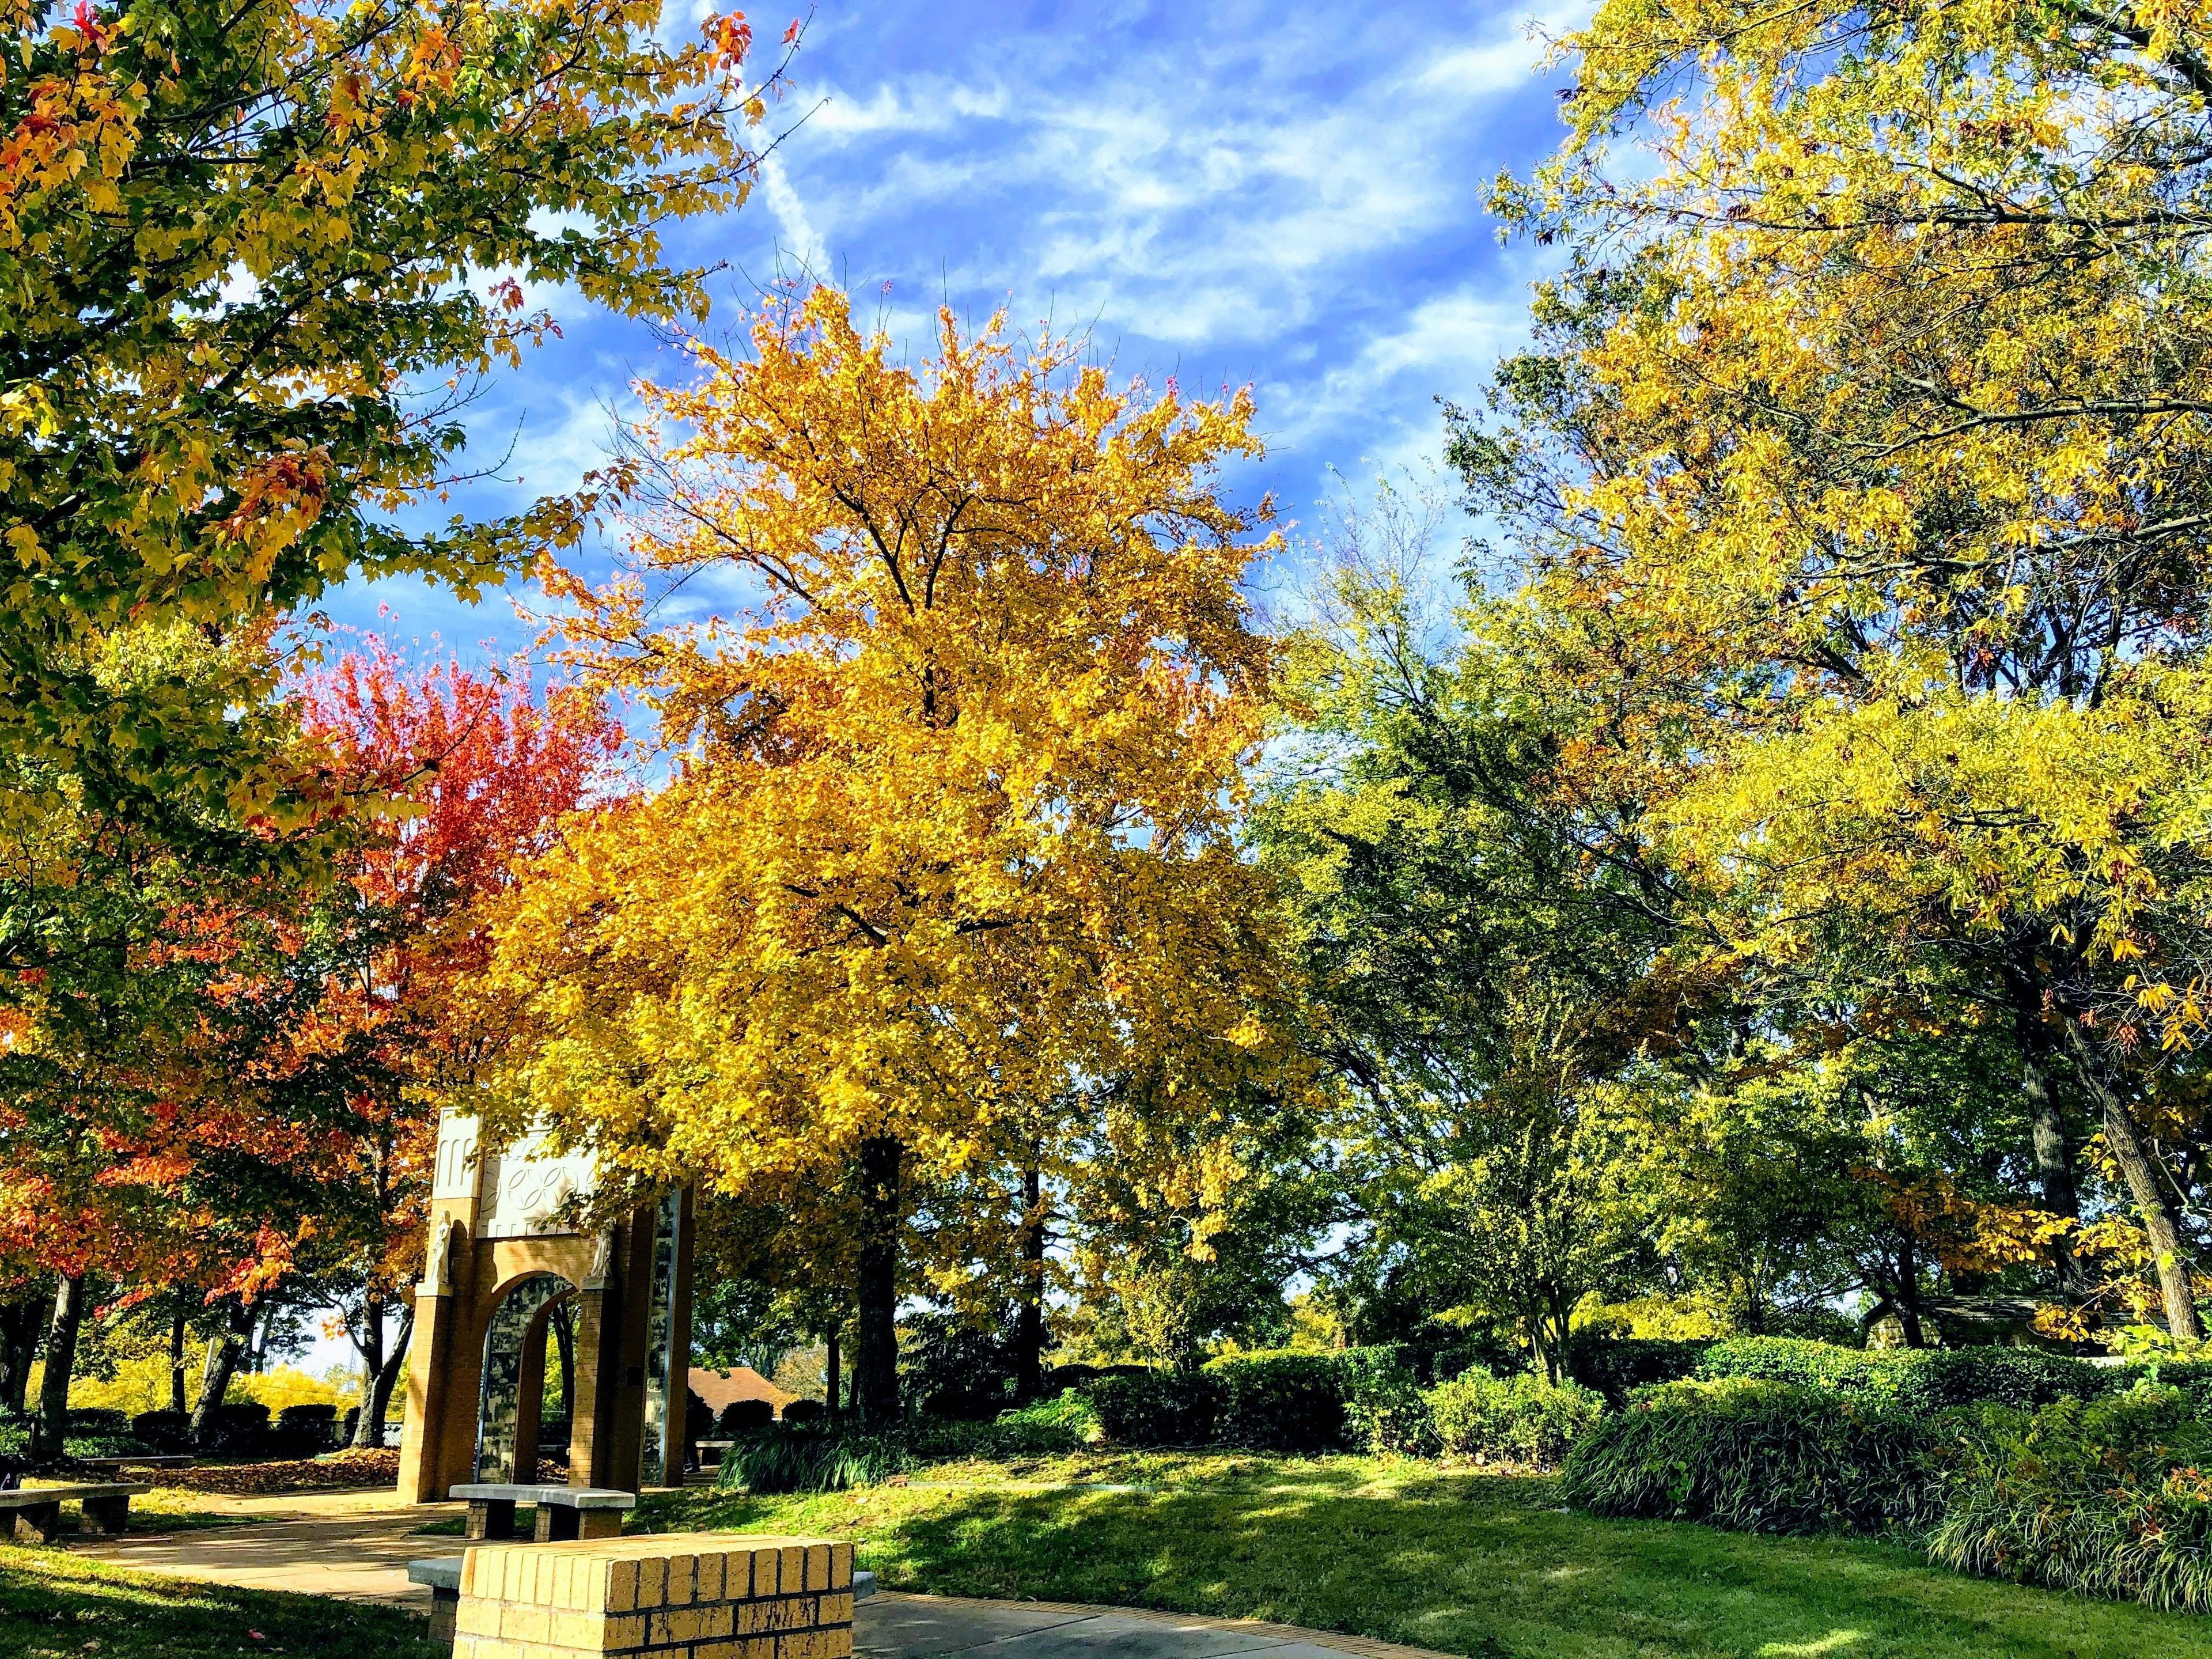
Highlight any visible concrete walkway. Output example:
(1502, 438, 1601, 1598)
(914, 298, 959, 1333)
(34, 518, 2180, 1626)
(69, 1493, 1445, 1659)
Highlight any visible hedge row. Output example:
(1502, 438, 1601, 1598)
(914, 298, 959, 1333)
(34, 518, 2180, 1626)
(1562, 1373, 2212, 1613)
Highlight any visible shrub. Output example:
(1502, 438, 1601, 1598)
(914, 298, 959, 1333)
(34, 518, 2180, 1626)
(711, 1424, 913, 1494)
(1561, 1378, 1946, 1535)
(134, 1408, 192, 1452)
(68, 1408, 131, 1437)
(1428, 1368, 1603, 1467)
(719, 1399, 775, 1433)
(198, 1400, 272, 1452)
(914, 1390, 1101, 1457)
(779, 1399, 826, 1425)
(1571, 1339, 1712, 1406)
(275, 1403, 339, 1453)
(1695, 1337, 2113, 1413)
(1086, 1369, 1220, 1446)
(1340, 1346, 1438, 1457)
(1203, 1351, 1347, 1450)
(1929, 1384, 2212, 1611)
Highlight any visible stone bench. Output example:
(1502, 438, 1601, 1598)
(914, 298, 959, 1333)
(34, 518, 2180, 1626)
(410, 1555, 464, 1645)
(76, 1454, 192, 1474)
(450, 1482, 635, 1543)
(695, 1438, 734, 1468)
(0, 1482, 150, 1542)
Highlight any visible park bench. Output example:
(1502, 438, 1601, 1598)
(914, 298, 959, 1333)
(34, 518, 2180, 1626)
(0, 1481, 150, 1542)
(449, 1481, 635, 1542)
(408, 1555, 464, 1645)
(75, 1453, 192, 1474)
(695, 1437, 734, 1467)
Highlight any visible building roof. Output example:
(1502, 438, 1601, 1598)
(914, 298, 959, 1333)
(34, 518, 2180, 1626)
(689, 1364, 800, 1416)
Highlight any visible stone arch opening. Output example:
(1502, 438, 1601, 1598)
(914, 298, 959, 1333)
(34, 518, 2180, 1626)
(474, 1272, 576, 1483)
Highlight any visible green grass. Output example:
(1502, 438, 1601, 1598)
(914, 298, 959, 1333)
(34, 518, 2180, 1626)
(634, 1451, 2212, 1659)
(0, 1545, 441, 1659)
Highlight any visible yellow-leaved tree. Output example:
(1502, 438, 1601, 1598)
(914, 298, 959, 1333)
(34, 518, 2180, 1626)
(1464, 0, 2212, 1340)
(489, 290, 1302, 1421)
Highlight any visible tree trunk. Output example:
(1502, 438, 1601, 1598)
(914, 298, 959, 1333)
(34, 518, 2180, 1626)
(0, 1285, 50, 1415)
(168, 1309, 190, 1415)
(551, 1302, 575, 1424)
(824, 1327, 841, 1423)
(2065, 1023, 2204, 1342)
(29, 1274, 86, 1463)
(189, 1298, 259, 1446)
(2010, 987, 2090, 1296)
(1893, 1233, 1929, 1348)
(1016, 1164, 1047, 1402)
(853, 1136, 903, 1429)
(349, 1290, 385, 1442)
(358, 1304, 414, 1449)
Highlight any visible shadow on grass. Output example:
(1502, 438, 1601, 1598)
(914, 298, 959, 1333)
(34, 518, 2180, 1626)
(0, 1544, 441, 1659)
(665, 1465, 2212, 1659)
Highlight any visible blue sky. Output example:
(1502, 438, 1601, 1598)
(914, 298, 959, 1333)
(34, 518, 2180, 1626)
(338, 1, 1587, 662)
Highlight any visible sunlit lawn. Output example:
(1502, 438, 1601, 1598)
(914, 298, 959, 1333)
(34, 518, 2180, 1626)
(635, 1451, 2210, 1659)
(0, 1544, 439, 1659)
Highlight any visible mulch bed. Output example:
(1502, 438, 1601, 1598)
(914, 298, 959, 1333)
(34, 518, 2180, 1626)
(147, 1448, 401, 1494)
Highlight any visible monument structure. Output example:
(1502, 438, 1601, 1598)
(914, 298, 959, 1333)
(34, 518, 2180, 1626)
(397, 1111, 694, 1502)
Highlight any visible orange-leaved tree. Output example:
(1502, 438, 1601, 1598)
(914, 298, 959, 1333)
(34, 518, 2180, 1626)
(286, 639, 625, 1446)
(491, 289, 1305, 1423)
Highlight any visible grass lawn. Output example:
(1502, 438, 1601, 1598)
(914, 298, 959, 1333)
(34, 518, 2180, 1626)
(634, 1451, 2209, 1659)
(0, 1545, 440, 1659)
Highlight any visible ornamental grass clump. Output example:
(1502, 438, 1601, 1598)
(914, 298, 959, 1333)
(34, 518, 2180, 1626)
(1928, 1384, 2212, 1612)
(711, 1424, 914, 1494)
(1559, 1377, 1946, 1535)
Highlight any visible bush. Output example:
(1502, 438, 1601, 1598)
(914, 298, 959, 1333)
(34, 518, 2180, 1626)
(133, 1409, 192, 1452)
(198, 1399, 272, 1452)
(67, 1408, 131, 1437)
(719, 1399, 775, 1433)
(275, 1403, 339, 1453)
(1571, 1339, 1712, 1406)
(711, 1424, 912, 1494)
(1427, 1368, 1603, 1467)
(1203, 1351, 1347, 1451)
(779, 1399, 825, 1425)
(1086, 1370, 1221, 1446)
(1694, 1337, 2113, 1414)
(1562, 1378, 1947, 1535)
(914, 1390, 1101, 1458)
(1340, 1346, 1438, 1457)
(1928, 1384, 2212, 1611)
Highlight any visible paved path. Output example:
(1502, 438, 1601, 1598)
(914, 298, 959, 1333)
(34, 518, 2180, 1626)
(70, 1493, 1445, 1659)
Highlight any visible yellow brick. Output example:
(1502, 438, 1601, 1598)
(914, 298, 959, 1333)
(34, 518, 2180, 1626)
(457, 1599, 505, 1638)
(639, 1556, 668, 1609)
(741, 1639, 777, 1659)
(827, 1543, 853, 1592)
(821, 1628, 853, 1659)
(777, 1631, 820, 1659)
(696, 1552, 726, 1603)
(658, 1608, 715, 1645)
(468, 1641, 520, 1659)
(669, 1552, 698, 1607)
(548, 1612, 599, 1649)
(700, 1603, 736, 1640)
(742, 1548, 772, 1598)
(818, 1593, 854, 1625)
(695, 1643, 739, 1659)
(609, 1559, 641, 1614)
(803, 1547, 830, 1592)
(502, 1604, 551, 1644)
(779, 1548, 804, 1598)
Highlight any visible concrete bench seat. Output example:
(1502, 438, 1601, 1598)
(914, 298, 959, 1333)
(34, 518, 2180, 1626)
(408, 1555, 464, 1644)
(75, 1453, 192, 1472)
(0, 1482, 150, 1541)
(449, 1482, 635, 1543)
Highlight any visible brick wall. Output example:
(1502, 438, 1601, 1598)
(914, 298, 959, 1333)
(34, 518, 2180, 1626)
(453, 1534, 856, 1659)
